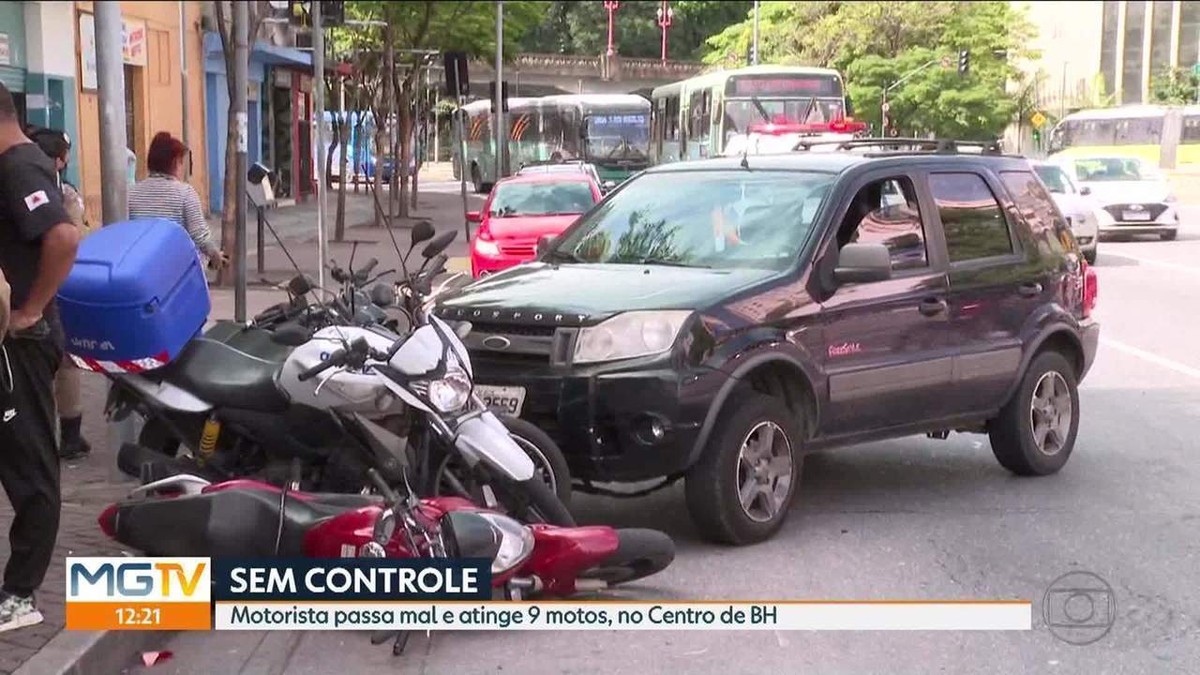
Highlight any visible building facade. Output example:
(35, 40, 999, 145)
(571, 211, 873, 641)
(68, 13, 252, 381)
(72, 1, 209, 225)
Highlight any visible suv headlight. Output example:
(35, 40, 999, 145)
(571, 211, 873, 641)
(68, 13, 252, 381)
(426, 368, 472, 413)
(574, 311, 692, 364)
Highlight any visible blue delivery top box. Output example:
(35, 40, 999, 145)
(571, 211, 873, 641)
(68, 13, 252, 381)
(57, 218, 210, 366)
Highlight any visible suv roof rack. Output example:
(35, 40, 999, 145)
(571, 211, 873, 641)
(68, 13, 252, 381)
(792, 136, 1005, 156)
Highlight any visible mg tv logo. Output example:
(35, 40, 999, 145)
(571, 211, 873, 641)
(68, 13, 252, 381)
(67, 557, 210, 601)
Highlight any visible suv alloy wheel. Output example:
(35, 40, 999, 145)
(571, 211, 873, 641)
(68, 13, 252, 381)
(988, 350, 1081, 476)
(686, 390, 803, 545)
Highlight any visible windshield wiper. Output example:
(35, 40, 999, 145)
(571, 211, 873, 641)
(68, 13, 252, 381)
(633, 259, 710, 269)
(545, 248, 585, 264)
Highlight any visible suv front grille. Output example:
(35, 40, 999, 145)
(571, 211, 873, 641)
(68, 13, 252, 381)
(1104, 203, 1167, 221)
(464, 324, 579, 366)
(469, 321, 556, 338)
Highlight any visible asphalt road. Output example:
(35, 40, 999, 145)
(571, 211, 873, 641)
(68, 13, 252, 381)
(134, 206, 1200, 674)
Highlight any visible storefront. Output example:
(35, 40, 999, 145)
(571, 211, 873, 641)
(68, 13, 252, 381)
(0, 2, 27, 123)
(203, 32, 310, 213)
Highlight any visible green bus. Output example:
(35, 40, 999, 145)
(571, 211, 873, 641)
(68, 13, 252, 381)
(649, 65, 850, 164)
(1047, 104, 1200, 169)
(452, 94, 652, 193)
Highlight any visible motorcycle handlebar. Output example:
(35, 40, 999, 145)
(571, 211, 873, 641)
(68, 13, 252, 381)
(359, 258, 379, 277)
(366, 468, 400, 504)
(296, 348, 345, 382)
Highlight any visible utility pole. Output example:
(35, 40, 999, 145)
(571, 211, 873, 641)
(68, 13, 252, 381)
(180, 1, 189, 150)
(494, 1, 505, 180)
(751, 1, 760, 66)
(94, 2, 128, 225)
(233, 1, 249, 321)
(313, 1, 328, 292)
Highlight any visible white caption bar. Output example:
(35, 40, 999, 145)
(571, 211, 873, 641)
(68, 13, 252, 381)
(215, 601, 1032, 631)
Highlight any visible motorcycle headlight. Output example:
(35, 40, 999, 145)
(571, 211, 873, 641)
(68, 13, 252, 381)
(574, 311, 692, 364)
(440, 511, 535, 576)
(426, 368, 472, 413)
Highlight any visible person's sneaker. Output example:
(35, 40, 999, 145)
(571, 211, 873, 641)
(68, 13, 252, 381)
(0, 592, 44, 633)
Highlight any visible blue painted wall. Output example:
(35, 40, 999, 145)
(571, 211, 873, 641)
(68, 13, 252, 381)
(0, 2, 27, 93)
(25, 74, 81, 188)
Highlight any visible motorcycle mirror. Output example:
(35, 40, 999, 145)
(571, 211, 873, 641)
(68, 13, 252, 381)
(287, 274, 313, 297)
(411, 220, 435, 246)
(271, 323, 312, 347)
(422, 231, 458, 259)
(370, 283, 396, 307)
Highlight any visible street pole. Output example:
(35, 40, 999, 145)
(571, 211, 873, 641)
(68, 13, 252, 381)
(233, 1, 248, 321)
(494, 0, 504, 180)
(95, 1, 132, 482)
(752, 1, 760, 66)
(180, 1, 189, 150)
(94, 2, 128, 225)
(457, 102, 470, 242)
(313, 1, 328, 293)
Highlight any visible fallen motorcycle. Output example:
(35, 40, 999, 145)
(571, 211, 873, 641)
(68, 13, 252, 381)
(90, 221, 572, 525)
(99, 464, 674, 654)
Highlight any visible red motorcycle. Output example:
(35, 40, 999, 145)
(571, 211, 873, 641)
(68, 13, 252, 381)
(100, 469, 674, 653)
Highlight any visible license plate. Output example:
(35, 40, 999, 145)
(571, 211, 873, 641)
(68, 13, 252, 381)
(476, 385, 527, 416)
(1123, 211, 1152, 221)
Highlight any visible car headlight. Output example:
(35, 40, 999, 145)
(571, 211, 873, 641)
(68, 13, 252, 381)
(440, 511, 535, 576)
(426, 368, 472, 413)
(574, 310, 692, 364)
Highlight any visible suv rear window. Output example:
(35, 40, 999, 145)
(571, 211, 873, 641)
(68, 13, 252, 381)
(1001, 170, 1071, 254)
(550, 170, 835, 270)
(928, 173, 1013, 263)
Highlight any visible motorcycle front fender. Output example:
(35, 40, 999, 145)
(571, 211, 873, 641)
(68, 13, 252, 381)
(453, 412, 536, 482)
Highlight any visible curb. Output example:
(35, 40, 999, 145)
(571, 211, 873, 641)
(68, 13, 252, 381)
(14, 628, 174, 675)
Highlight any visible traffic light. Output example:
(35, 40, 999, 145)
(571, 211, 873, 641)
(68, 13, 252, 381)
(958, 49, 970, 76)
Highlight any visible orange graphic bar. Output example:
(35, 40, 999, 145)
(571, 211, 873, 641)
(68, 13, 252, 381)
(66, 602, 212, 631)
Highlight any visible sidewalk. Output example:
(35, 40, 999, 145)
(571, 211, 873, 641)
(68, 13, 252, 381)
(1, 182, 482, 675)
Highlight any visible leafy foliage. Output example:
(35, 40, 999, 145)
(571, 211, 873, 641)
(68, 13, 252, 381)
(521, 1, 751, 60)
(705, 2, 1038, 140)
(1151, 67, 1200, 105)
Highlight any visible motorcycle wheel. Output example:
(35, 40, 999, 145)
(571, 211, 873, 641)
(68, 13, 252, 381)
(577, 529, 676, 587)
(428, 416, 575, 526)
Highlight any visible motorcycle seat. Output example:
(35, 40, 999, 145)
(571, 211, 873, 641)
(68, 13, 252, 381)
(160, 337, 289, 412)
(112, 486, 374, 558)
(204, 321, 293, 363)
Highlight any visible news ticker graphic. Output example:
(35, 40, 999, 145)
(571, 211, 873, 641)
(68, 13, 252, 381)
(67, 557, 1032, 632)
(213, 601, 1032, 631)
(66, 557, 492, 631)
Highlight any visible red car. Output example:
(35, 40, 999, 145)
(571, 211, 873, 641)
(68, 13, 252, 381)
(468, 173, 602, 277)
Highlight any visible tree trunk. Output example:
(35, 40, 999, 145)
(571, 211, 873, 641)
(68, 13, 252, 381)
(372, 131, 385, 227)
(397, 89, 412, 220)
(336, 113, 349, 240)
(217, 116, 239, 286)
(383, 25, 397, 225)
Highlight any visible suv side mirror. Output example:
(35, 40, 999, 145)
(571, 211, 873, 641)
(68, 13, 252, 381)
(601, 180, 616, 191)
(536, 234, 556, 257)
(833, 243, 892, 285)
(1079, 186, 1092, 196)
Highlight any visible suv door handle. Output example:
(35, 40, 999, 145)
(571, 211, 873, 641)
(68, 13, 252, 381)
(1018, 282, 1043, 298)
(918, 298, 948, 317)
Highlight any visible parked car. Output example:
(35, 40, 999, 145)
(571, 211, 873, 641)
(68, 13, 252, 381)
(1032, 161, 1099, 263)
(467, 173, 602, 278)
(517, 160, 614, 192)
(1052, 154, 1179, 241)
(436, 141, 1100, 546)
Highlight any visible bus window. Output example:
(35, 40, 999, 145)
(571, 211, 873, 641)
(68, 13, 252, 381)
(1182, 115, 1200, 144)
(1114, 117, 1162, 145)
(690, 89, 711, 153)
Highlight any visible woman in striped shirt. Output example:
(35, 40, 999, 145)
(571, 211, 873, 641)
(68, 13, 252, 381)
(128, 131, 228, 269)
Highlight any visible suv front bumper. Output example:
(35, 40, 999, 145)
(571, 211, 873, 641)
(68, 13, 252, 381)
(472, 355, 723, 482)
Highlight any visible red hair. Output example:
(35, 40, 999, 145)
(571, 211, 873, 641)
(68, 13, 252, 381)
(147, 131, 188, 174)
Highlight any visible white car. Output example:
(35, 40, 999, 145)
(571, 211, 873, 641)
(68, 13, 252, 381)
(1032, 161, 1099, 263)
(1051, 155, 1179, 242)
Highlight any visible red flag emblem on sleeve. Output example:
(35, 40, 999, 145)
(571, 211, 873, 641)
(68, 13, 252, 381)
(24, 190, 49, 212)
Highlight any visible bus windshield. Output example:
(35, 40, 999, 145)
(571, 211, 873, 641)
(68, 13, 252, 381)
(723, 98, 846, 134)
(584, 112, 650, 162)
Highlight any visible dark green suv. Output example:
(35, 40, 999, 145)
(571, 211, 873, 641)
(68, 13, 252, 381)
(436, 140, 1100, 546)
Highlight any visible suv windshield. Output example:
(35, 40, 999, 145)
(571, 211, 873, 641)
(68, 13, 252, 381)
(549, 170, 834, 270)
(1033, 165, 1074, 194)
(490, 181, 596, 217)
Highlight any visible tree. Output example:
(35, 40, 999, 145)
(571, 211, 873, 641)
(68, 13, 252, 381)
(1151, 67, 1200, 105)
(521, 0, 750, 60)
(213, 1, 269, 286)
(706, 2, 1037, 141)
(342, 1, 542, 223)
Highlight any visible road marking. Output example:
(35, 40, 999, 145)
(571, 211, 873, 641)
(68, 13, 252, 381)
(1101, 338, 1200, 379)
(1101, 253, 1200, 275)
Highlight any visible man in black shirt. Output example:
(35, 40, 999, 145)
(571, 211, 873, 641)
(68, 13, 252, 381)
(0, 81, 80, 633)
